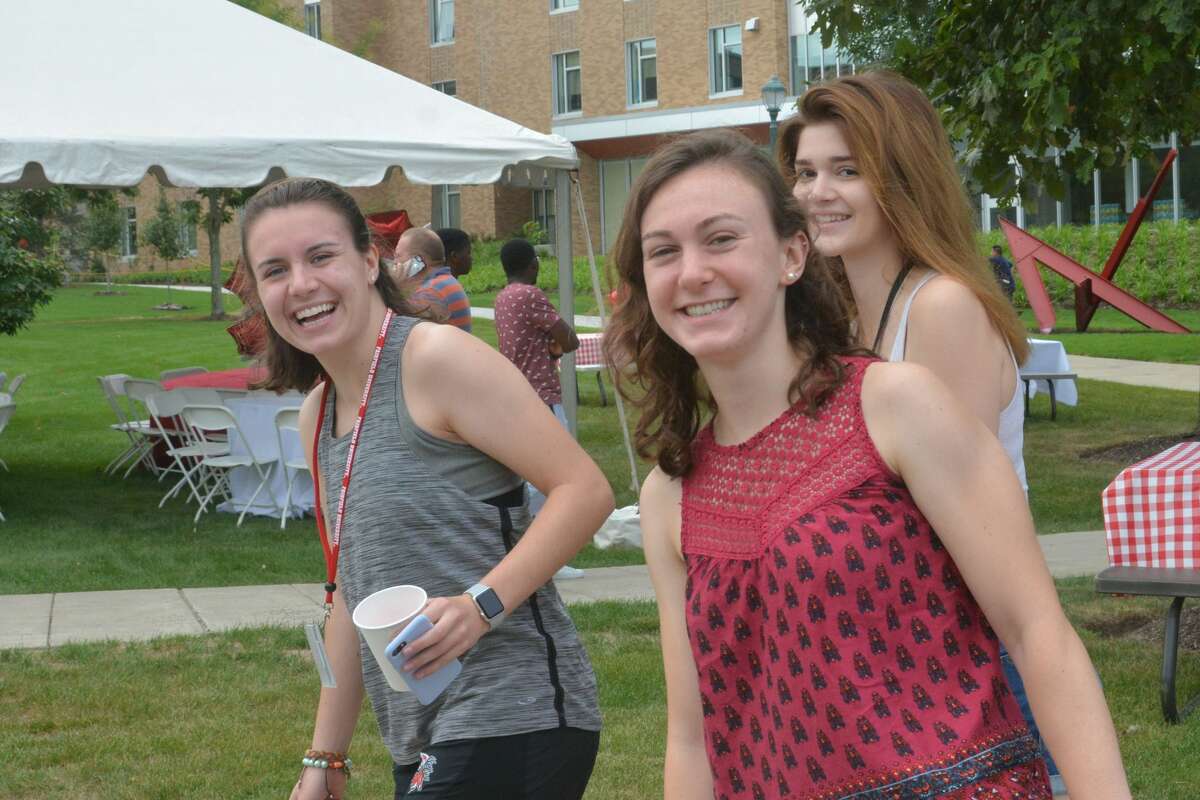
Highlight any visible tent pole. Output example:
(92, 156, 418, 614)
(571, 175, 640, 498)
(554, 168, 578, 438)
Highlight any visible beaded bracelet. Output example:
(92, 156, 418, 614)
(302, 749, 353, 776)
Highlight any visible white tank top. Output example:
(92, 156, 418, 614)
(887, 273, 1028, 493)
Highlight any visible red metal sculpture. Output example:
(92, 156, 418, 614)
(1000, 148, 1190, 334)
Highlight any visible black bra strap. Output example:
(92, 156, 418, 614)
(872, 262, 914, 355)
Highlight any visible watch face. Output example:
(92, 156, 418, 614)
(475, 588, 504, 619)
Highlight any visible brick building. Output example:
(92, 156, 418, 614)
(110, 1, 850, 272)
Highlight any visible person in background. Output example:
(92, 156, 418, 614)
(989, 244, 1017, 301)
(394, 227, 472, 332)
(778, 69, 1054, 790)
(495, 239, 589, 579)
(437, 227, 474, 280)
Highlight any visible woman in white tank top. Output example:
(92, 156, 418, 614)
(778, 72, 1060, 790)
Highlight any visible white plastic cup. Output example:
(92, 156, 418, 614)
(351, 584, 427, 692)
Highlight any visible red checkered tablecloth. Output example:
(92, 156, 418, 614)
(1102, 441, 1200, 568)
(576, 332, 605, 369)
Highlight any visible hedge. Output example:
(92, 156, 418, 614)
(981, 219, 1200, 307)
(101, 220, 1199, 309)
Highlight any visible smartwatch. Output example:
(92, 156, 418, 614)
(464, 583, 506, 628)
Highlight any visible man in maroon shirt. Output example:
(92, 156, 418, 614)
(495, 239, 579, 414)
(495, 239, 585, 577)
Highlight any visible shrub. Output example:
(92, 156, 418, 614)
(982, 219, 1200, 307)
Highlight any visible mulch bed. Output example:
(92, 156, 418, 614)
(1083, 605, 1200, 653)
(1080, 433, 1198, 465)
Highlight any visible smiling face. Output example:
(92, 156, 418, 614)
(639, 163, 807, 366)
(245, 202, 381, 360)
(791, 121, 894, 264)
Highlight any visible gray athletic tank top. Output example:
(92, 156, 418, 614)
(317, 315, 601, 765)
(888, 273, 1028, 492)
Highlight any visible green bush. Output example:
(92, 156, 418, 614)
(460, 239, 609, 297)
(981, 219, 1200, 307)
(107, 266, 235, 286)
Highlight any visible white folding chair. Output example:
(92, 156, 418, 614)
(5, 374, 24, 398)
(145, 391, 229, 508)
(160, 366, 209, 382)
(274, 406, 307, 528)
(177, 388, 224, 407)
(0, 372, 7, 391)
(181, 404, 279, 526)
(98, 374, 159, 477)
(119, 377, 169, 477)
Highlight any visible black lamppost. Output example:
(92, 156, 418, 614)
(761, 74, 787, 150)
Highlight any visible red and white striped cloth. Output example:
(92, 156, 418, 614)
(1102, 441, 1200, 569)
(575, 332, 605, 369)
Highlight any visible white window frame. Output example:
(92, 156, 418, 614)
(708, 25, 742, 97)
(433, 184, 461, 228)
(120, 207, 137, 259)
(532, 188, 556, 245)
(626, 38, 657, 107)
(552, 50, 582, 117)
(304, 0, 321, 40)
(430, 0, 454, 45)
(178, 202, 199, 257)
(432, 80, 457, 96)
(550, 0, 579, 12)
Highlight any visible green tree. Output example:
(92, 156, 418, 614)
(0, 191, 65, 336)
(81, 196, 126, 282)
(227, 0, 300, 28)
(142, 191, 186, 269)
(197, 188, 257, 320)
(805, 1, 1200, 200)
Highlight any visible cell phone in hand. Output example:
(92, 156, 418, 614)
(385, 614, 462, 705)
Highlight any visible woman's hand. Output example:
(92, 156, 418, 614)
(289, 766, 347, 800)
(396, 595, 489, 679)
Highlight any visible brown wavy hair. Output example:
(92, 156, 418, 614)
(777, 70, 1029, 363)
(603, 130, 865, 478)
(238, 177, 421, 393)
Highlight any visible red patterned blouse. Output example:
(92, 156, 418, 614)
(680, 357, 1050, 799)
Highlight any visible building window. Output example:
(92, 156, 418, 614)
(532, 188, 556, 245)
(552, 51, 582, 116)
(178, 201, 199, 256)
(433, 80, 457, 96)
(551, 0, 579, 10)
(600, 157, 649, 252)
(430, 0, 454, 44)
(433, 185, 461, 228)
(709, 25, 742, 96)
(304, 0, 321, 40)
(626, 38, 657, 106)
(788, 13, 854, 93)
(119, 207, 137, 259)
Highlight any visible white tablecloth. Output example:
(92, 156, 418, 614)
(1022, 338, 1079, 406)
(217, 392, 313, 519)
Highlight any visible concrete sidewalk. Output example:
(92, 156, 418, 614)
(1, 534, 1109, 651)
(1069, 354, 1198, 392)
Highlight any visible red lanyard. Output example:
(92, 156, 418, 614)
(311, 309, 394, 608)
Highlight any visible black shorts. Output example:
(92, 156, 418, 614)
(393, 727, 600, 799)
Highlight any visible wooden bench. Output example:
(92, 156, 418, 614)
(1094, 566, 1200, 723)
(1019, 370, 1077, 420)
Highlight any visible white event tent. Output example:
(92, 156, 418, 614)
(0, 0, 605, 439)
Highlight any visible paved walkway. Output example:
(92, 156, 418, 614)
(2, 533, 1108, 650)
(1069, 354, 1198, 392)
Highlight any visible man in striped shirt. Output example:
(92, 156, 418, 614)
(394, 227, 473, 333)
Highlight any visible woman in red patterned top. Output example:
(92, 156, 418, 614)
(604, 131, 1128, 800)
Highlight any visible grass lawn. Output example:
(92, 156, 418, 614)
(1019, 307, 1199, 363)
(0, 287, 640, 595)
(1, 288, 1196, 593)
(1, 590, 1196, 798)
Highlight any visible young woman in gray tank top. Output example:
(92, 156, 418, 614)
(238, 178, 612, 800)
(778, 72, 1061, 792)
